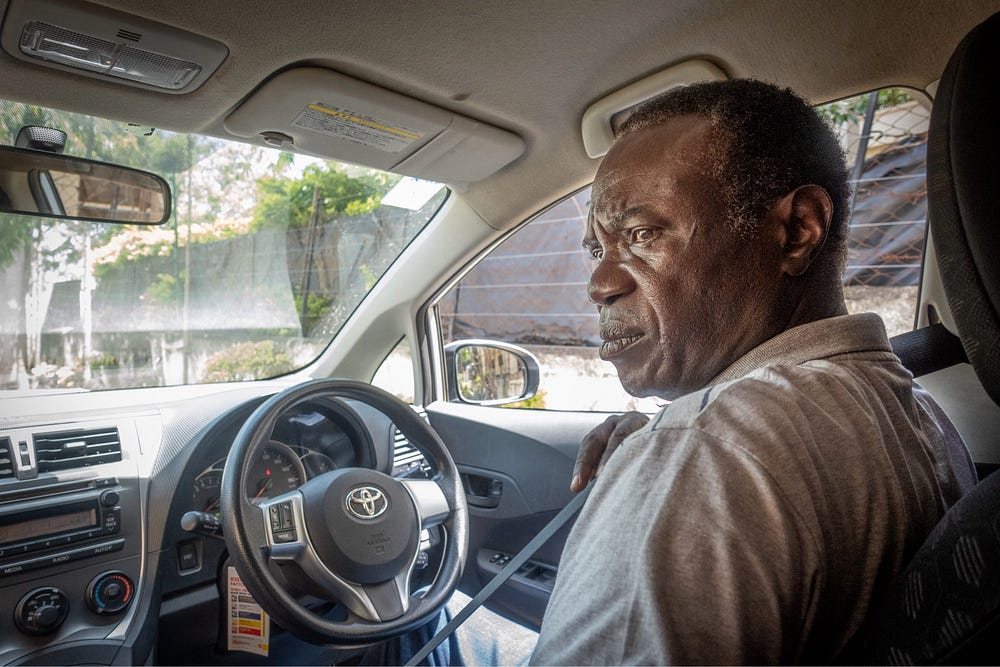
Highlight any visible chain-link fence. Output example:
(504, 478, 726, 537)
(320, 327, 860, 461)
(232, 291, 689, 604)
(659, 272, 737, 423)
(828, 90, 929, 335)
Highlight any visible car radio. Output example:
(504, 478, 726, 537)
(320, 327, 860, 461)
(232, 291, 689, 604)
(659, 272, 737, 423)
(0, 478, 124, 578)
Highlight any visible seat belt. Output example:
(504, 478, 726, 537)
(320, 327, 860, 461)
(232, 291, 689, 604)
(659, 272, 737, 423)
(405, 485, 592, 666)
(890, 323, 967, 378)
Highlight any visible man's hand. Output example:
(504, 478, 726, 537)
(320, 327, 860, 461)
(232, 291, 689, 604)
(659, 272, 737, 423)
(570, 412, 650, 492)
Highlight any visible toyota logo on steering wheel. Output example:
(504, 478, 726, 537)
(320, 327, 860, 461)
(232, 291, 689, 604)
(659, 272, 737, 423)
(345, 485, 389, 519)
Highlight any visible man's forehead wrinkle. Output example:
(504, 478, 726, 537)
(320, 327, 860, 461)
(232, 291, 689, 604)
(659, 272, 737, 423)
(592, 169, 677, 215)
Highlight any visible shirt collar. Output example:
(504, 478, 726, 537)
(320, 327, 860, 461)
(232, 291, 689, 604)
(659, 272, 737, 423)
(708, 312, 893, 385)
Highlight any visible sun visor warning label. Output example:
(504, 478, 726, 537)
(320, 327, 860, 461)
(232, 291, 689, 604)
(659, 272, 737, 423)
(227, 566, 270, 656)
(292, 103, 422, 153)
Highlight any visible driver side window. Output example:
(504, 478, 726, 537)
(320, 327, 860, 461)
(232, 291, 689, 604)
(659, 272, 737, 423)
(438, 189, 663, 413)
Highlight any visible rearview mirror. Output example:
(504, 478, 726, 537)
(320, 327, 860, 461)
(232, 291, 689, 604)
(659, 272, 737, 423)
(444, 340, 541, 406)
(0, 145, 171, 225)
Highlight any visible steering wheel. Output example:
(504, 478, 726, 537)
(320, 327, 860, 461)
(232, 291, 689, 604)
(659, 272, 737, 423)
(219, 379, 468, 646)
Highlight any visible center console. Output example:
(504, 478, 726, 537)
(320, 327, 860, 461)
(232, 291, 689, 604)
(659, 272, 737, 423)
(0, 421, 146, 665)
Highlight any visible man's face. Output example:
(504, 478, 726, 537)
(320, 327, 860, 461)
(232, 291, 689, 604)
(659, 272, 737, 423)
(585, 115, 787, 399)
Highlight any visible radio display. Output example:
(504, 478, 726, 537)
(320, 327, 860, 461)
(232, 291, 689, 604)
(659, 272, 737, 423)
(0, 508, 97, 544)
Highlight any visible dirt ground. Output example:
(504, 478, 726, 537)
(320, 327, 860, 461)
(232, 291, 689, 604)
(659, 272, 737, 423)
(843, 285, 919, 338)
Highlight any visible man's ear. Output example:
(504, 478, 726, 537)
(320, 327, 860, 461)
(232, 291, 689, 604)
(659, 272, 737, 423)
(771, 184, 834, 276)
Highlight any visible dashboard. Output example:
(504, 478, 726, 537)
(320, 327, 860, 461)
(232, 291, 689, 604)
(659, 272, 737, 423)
(0, 382, 429, 665)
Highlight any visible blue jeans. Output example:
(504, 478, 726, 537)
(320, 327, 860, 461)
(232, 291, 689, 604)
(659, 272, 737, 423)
(363, 591, 538, 666)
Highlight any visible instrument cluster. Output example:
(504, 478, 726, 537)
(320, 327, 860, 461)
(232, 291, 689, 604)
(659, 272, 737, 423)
(192, 403, 371, 512)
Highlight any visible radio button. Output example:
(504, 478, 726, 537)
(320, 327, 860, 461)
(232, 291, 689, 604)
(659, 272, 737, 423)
(1, 562, 25, 576)
(89, 540, 124, 557)
(0, 540, 125, 578)
(100, 490, 120, 507)
(102, 508, 121, 534)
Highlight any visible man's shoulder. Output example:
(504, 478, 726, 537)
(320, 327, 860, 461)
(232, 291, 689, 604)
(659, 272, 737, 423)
(649, 355, 907, 445)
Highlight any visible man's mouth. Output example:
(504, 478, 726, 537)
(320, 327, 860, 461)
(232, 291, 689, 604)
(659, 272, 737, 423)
(599, 332, 643, 359)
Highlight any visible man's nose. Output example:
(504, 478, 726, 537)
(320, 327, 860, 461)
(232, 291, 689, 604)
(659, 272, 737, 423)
(587, 256, 635, 306)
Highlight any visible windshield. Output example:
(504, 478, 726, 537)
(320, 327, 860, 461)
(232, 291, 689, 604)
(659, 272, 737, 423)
(0, 99, 446, 392)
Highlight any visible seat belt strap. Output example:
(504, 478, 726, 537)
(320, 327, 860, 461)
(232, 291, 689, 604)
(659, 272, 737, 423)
(405, 485, 592, 666)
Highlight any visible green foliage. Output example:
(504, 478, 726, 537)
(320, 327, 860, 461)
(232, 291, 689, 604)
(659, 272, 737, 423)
(501, 389, 548, 409)
(359, 265, 379, 290)
(292, 289, 334, 336)
(90, 352, 118, 369)
(201, 340, 294, 383)
(144, 272, 181, 305)
(816, 88, 913, 126)
(251, 164, 399, 231)
(0, 214, 33, 267)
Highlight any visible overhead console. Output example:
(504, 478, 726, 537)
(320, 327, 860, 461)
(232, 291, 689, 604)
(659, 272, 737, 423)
(224, 67, 524, 183)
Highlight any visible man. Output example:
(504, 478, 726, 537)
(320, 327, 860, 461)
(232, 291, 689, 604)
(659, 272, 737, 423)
(530, 80, 975, 664)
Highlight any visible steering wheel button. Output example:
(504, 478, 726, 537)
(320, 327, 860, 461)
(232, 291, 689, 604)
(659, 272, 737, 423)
(280, 503, 293, 529)
(273, 530, 297, 543)
(268, 506, 281, 530)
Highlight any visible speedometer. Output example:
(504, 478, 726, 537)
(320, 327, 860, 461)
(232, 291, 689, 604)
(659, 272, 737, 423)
(193, 463, 224, 514)
(245, 441, 307, 505)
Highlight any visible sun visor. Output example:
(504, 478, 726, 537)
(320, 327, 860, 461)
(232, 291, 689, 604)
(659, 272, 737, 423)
(581, 60, 727, 158)
(224, 67, 524, 183)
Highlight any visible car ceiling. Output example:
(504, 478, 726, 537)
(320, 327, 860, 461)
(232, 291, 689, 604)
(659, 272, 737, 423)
(0, 0, 998, 231)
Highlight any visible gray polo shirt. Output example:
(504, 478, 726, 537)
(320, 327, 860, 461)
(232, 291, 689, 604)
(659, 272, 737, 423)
(531, 313, 974, 665)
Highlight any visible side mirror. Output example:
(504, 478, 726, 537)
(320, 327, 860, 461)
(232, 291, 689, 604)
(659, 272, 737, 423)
(444, 340, 541, 406)
(0, 145, 171, 225)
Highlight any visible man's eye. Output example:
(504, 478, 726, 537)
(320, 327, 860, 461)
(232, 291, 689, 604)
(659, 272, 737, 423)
(589, 247, 604, 260)
(629, 228, 657, 244)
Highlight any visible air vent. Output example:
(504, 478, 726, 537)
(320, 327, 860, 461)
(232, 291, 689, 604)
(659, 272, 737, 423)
(392, 408, 430, 478)
(115, 28, 141, 42)
(0, 437, 13, 478)
(33, 428, 122, 473)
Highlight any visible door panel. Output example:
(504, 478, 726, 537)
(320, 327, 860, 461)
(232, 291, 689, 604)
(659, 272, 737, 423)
(426, 401, 607, 629)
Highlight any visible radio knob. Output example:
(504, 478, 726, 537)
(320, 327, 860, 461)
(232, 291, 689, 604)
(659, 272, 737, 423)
(14, 587, 70, 635)
(99, 489, 120, 507)
(86, 571, 134, 615)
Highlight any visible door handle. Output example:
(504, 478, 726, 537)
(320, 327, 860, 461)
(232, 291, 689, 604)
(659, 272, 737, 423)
(461, 473, 503, 508)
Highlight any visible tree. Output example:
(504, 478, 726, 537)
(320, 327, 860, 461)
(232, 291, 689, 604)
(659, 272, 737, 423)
(248, 163, 401, 335)
(251, 163, 397, 231)
(816, 88, 913, 126)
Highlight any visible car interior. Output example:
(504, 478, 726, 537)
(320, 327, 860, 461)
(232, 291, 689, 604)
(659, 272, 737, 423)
(0, 0, 999, 664)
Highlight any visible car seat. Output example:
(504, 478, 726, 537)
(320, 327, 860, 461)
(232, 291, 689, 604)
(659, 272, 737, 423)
(840, 9, 1000, 665)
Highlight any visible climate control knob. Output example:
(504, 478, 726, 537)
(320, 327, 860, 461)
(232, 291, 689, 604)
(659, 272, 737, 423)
(14, 587, 69, 635)
(86, 571, 134, 615)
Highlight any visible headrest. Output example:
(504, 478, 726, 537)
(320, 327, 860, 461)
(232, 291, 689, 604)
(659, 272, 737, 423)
(927, 10, 1000, 406)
